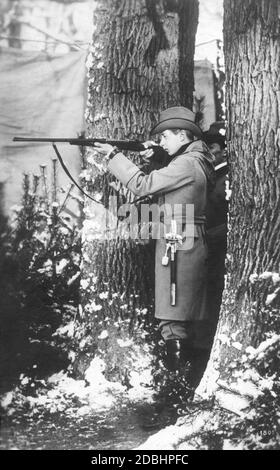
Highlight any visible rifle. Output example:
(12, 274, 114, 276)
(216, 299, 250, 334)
(13, 137, 164, 204)
(12, 137, 161, 153)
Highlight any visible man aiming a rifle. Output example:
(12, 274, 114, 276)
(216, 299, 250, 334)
(94, 106, 215, 403)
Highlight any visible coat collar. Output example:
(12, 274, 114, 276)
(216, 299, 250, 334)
(171, 141, 193, 159)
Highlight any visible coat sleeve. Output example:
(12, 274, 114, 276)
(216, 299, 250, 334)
(107, 151, 195, 197)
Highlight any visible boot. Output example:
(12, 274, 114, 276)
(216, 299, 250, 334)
(165, 338, 192, 371)
(141, 339, 193, 430)
(153, 339, 194, 408)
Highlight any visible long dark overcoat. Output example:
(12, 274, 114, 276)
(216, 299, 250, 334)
(108, 140, 214, 322)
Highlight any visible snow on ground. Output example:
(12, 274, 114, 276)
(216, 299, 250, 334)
(1, 354, 154, 418)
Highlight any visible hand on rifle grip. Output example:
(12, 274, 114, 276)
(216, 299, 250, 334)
(140, 140, 157, 162)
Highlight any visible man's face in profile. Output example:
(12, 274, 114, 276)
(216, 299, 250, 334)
(208, 142, 225, 165)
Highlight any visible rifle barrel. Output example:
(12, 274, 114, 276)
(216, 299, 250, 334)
(13, 137, 75, 143)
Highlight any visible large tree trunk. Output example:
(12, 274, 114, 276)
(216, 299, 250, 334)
(75, 0, 199, 381)
(197, 0, 280, 405)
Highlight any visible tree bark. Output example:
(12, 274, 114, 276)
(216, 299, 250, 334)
(197, 0, 280, 400)
(76, 0, 199, 380)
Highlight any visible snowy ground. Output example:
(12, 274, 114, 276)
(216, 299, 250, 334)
(0, 357, 159, 450)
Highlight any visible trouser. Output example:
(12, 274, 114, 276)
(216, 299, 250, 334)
(159, 320, 195, 342)
(159, 319, 212, 350)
